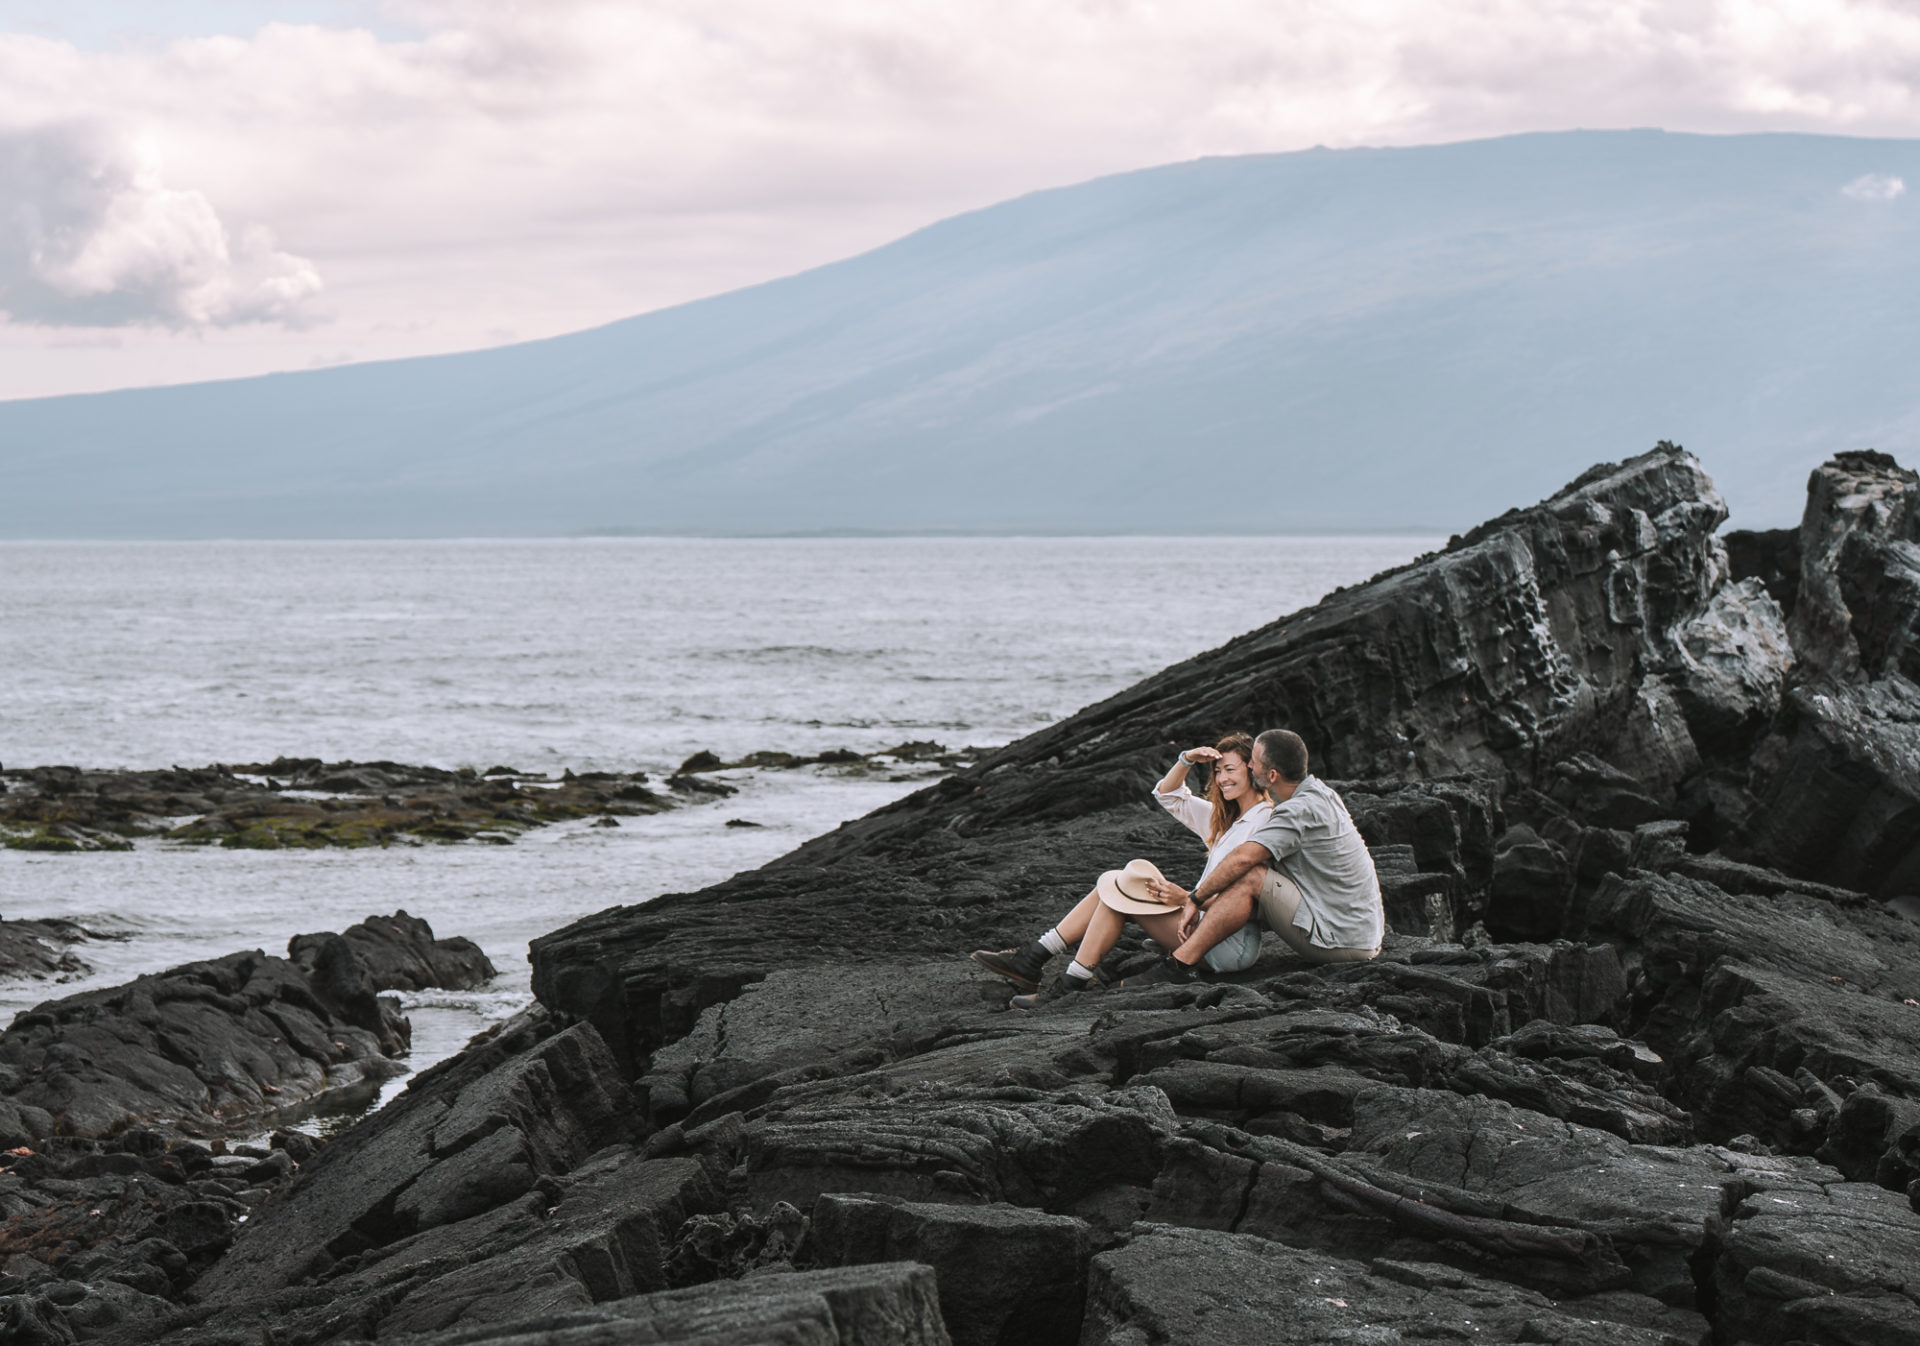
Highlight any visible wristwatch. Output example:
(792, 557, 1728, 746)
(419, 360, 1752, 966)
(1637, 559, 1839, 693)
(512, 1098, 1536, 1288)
(1177, 751, 1194, 765)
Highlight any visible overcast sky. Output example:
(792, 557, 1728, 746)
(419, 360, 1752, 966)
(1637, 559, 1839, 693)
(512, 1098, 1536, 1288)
(3, 0, 1919, 400)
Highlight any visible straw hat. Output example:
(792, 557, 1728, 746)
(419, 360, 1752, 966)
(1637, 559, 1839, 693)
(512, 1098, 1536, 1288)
(1096, 858, 1181, 915)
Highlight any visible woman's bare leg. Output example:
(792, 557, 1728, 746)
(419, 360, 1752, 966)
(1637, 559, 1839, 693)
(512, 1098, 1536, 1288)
(1052, 890, 1102, 945)
(1133, 909, 1189, 954)
(1073, 904, 1186, 968)
(1070, 903, 1126, 967)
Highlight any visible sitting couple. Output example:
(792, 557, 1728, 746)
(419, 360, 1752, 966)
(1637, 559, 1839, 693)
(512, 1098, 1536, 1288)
(973, 728, 1383, 1008)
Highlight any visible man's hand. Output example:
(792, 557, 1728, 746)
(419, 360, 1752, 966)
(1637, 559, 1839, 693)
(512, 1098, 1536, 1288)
(1190, 842, 1270, 906)
(1178, 900, 1203, 942)
(1146, 876, 1189, 907)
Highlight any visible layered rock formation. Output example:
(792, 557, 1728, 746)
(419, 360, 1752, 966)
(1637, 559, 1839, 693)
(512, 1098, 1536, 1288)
(16, 444, 1920, 1345)
(1728, 452, 1920, 896)
(525, 444, 1768, 1072)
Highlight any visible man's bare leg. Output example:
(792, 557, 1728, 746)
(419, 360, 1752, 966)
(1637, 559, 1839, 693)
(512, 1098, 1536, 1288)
(1118, 867, 1264, 987)
(1082, 868, 1264, 974)
(1172, 867, 1262, 966)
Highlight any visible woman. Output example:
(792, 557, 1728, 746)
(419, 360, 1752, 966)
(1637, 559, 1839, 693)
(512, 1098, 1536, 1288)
(970, 731, 1273, 1008)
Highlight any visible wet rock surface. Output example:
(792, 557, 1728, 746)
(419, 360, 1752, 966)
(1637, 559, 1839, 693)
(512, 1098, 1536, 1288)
(0, 746, 973, 855)
(0, 911, 492, 1145)
(0, 916, 106, 983)
(0, 949, 411, 1146)
(35, 445, 1920, 1344)
(0, 760, 676, 851)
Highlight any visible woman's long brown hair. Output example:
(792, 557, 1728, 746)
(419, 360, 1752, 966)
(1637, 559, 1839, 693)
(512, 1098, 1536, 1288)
(1205, 731, 1258, 845)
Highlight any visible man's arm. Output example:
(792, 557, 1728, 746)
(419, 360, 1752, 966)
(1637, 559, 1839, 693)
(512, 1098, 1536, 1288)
(1189, 841, 1271, 904)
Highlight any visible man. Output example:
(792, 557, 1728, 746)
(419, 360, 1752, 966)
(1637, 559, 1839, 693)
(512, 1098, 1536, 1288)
(1125, 727, 1383, 985)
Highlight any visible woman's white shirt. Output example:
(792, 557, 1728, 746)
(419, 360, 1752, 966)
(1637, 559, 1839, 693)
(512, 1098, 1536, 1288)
(1153, 784, 1274, 882)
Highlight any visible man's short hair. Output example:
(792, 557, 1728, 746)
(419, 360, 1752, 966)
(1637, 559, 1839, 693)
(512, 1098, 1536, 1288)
(1254, 729, 1309, 783)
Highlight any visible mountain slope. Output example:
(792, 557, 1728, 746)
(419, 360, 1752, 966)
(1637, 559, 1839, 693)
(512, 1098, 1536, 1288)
(3, 129, 1917, 537)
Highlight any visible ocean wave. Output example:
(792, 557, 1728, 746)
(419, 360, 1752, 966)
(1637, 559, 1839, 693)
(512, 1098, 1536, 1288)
(701, 645, 898, 663)
(392, 985, 535, 1018)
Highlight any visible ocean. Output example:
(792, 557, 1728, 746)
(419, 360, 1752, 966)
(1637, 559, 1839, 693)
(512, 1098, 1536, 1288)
(0, 536, 1434, 1118)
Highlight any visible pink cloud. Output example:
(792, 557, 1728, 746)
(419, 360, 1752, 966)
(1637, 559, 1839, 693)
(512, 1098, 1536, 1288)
(1, 0, 1919, 390)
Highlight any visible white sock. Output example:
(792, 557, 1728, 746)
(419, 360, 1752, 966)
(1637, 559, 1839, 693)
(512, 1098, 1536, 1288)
(1039, 929, 1069, 956)
(1064, 960, 1095, 981)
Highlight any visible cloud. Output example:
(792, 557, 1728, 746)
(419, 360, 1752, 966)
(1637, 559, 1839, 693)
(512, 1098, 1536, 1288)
(5, 1, 1920, 392)
(1842, 171, 1909, 200)
(0, 122, 322, 328)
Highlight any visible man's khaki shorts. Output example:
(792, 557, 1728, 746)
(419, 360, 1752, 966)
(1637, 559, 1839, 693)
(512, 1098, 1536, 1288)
(1255, 868, 1379, 964)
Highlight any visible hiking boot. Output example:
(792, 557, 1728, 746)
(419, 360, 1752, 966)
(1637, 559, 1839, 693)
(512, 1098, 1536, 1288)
(1010, 973, 1098, 1011)
(1119, 954, 1200, 989)
(971, 941, 1050, 992)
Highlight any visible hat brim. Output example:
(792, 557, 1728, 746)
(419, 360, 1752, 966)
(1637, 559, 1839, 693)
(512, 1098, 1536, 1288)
(1096, 868, 1184, 916)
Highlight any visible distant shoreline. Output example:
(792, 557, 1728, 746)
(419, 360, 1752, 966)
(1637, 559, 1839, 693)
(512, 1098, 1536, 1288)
(574, 526, 1451, 540)
(0, 529, 1451, 544)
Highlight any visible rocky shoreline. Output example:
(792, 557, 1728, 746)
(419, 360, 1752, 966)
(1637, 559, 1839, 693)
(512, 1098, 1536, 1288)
(8, 444, 1920, 1343)
(1, 912, 493, 1143)
(0, 744, 970, 858)
(0, 761, 672, 854)
(0, 912, 492, 1341)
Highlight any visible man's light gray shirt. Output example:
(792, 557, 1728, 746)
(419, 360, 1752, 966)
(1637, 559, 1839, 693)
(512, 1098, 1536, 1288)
(1248, 775, 1383, 950)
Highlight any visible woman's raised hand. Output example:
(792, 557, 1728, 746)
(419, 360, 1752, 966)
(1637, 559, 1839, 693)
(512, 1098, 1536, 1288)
(1183, 746, 1221, 764)
(1146, 876, 1189, 907)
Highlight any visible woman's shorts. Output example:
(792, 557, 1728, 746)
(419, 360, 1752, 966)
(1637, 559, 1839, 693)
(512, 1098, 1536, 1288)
(1201, 922, 1263, 973)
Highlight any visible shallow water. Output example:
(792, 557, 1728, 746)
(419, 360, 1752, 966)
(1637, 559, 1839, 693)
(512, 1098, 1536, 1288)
(1, 768, 919, 1125)
(0, 535, 1435, 1110)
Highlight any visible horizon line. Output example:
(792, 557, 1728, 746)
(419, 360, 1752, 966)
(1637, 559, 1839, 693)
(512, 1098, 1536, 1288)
(0, 527, 1456, 544)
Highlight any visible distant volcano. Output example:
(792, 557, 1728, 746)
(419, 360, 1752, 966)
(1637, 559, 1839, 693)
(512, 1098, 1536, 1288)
(3, 129, 1916, 538)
